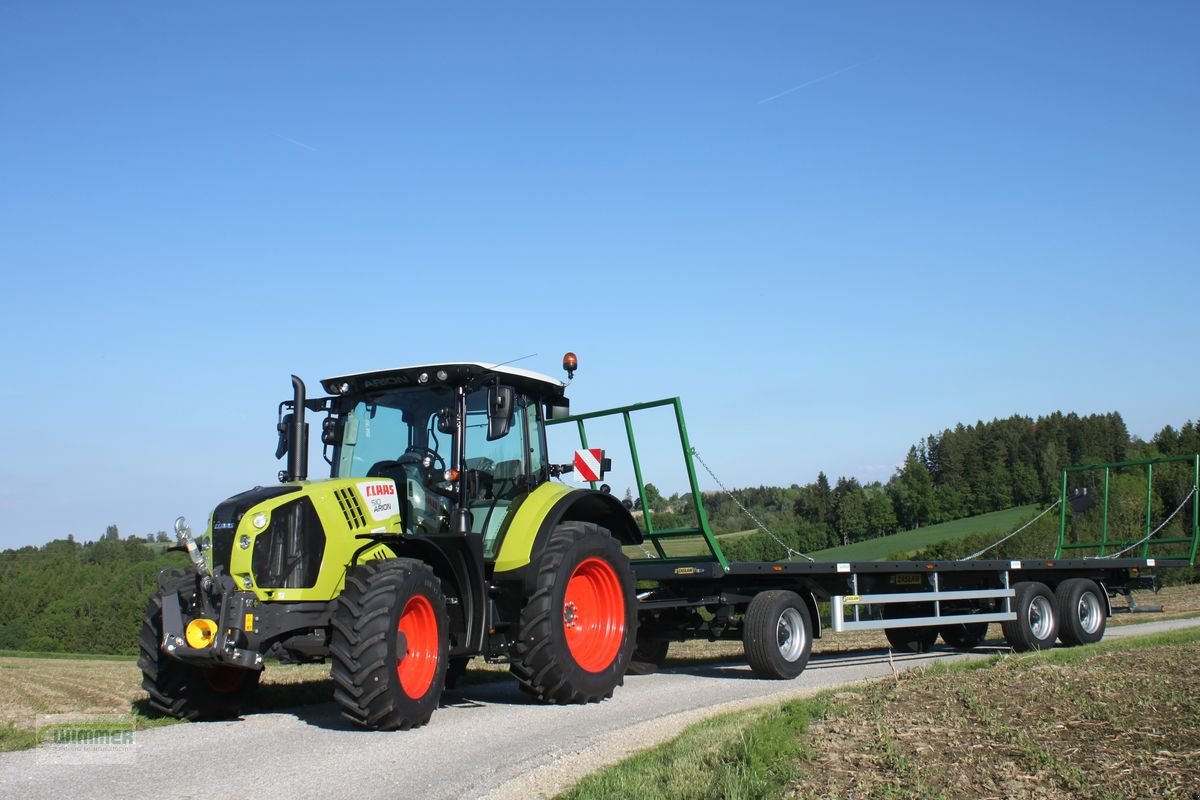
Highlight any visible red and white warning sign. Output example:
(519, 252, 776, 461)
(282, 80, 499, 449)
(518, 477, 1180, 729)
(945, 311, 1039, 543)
(573, 448, 607, 482)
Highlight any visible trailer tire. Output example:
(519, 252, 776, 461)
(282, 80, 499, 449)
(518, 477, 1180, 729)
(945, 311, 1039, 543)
(330, 559, 449, 730)
(138, 571, 260, 720)
(627, 633, 670, 675)
(1055, 579, 1107, 646)
(511, 522, 637, 703)
(743, 590, 813, 679)
(885, 625, 940, 653)
(1002, 581, 1058, 652)
(939, 622, 989, 650)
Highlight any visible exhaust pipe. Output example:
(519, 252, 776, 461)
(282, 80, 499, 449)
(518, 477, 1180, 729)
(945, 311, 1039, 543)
(287, 375, 309, 482)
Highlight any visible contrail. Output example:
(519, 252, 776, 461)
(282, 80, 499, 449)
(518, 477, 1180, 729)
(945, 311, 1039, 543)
(275, 133, 318, 152)
(758, 55, 884, 104)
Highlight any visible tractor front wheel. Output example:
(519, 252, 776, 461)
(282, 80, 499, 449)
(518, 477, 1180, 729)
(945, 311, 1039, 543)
(138, 570, 260, 720)
(330, 559, 449, 730)
(511, 522, 637, 703)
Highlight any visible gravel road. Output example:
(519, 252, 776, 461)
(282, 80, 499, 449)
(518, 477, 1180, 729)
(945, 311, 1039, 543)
(2, 617, 1196, 800)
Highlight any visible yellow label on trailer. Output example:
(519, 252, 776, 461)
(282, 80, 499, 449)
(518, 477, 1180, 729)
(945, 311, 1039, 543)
(893, 574, 923, 585)
(844, 595, 862, 604)
(244, 614, 255, 632)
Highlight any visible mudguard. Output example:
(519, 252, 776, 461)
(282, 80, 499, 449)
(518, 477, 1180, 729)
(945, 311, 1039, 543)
(492, 483, 643, 581)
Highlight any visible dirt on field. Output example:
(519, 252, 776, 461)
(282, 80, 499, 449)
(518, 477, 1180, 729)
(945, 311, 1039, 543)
(784, 641, 1200, 800)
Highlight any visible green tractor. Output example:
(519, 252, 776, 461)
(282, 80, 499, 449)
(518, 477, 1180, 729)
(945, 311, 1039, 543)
(139, 356, 642, 730)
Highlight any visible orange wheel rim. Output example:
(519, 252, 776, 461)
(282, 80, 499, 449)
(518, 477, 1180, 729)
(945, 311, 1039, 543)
(563, 557, 625, 672)
(201, 667, 244, 694)
(397, 594, 439, 698)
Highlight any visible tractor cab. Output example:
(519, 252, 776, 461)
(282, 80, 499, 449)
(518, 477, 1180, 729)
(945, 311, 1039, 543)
(284, 362, 571, 553)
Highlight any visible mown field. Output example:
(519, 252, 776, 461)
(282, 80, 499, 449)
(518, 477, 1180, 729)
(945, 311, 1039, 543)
(2, 584, 1198, 754)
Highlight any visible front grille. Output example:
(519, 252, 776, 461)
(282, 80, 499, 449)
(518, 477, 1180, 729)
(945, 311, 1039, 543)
(251, 496, 326, 589)
(335, 487, 368, 530)
(208, 485, 301, 576)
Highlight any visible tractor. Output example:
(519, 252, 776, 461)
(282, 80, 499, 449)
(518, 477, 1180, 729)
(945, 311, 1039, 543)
(139, 355, 642, 730)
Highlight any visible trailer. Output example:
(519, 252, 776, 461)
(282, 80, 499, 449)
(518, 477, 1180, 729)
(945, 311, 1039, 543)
(140, 356, 1198, 730)
(549, 398, 1200, 676)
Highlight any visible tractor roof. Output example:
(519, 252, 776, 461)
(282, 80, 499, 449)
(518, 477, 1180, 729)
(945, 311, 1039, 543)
(320, 362, 566, 399)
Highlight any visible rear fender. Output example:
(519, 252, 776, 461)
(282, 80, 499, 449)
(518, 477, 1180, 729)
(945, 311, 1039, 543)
(492, 483, 642, 585)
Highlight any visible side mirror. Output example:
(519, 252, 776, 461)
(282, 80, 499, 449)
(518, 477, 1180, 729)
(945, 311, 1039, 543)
(546, 398, 571, 420)
(487, 385, 515, 441)
(276, 414, 292, 459)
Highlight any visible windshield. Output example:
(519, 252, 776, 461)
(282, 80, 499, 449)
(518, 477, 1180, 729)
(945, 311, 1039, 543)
(334, 387, 454, 479)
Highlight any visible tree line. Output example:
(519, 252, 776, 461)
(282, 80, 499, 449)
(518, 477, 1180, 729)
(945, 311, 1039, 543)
(638, 412, 1199, 562)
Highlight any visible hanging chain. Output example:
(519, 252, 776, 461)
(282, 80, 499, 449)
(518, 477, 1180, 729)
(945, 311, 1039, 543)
(1100, 486, 1197, 559)
(691, 447, 814, 562)
(964, 499, 1062, 560)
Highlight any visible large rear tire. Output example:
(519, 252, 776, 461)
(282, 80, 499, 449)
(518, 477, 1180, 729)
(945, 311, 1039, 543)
(510, 522, 637, 703)
(743, 590, 813, 679)
(138, 570, 260, 720)
(330, 559, 449, 730)
(1055, 578, 1107, 646)
(1002, 581, 1058, 652)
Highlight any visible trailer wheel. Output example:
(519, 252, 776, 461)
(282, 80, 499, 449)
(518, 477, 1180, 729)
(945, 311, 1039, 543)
(1055, 579, 1106, 646)
(939, 622, 989, 650)
(330, 559, 448, 730)
(627, 632, 670, 675)
(743, 590, 813, 679)
(511, 522, 637, 703)
(1001, 581, 1058, 652)
(138, 571, 260, 720)
(884, 625, 939, 653)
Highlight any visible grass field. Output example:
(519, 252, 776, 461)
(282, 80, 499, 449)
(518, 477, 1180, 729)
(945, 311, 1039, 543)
(564, 627, 1200, 800)
(808, 504, 1040, 561)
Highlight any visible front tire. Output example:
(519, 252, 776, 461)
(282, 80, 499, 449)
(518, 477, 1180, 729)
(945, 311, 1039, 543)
(138, 570, 260, 720)
(510, 522, 637, 703)
(743, 590, 813, 679)
(330, 559, 449, 730)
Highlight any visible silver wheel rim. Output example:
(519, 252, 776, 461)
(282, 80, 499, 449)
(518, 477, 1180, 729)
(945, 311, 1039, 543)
(777, 607, 806, 661)
(1077, 590, 1103, 634)
(1027, 595, 1054, 640)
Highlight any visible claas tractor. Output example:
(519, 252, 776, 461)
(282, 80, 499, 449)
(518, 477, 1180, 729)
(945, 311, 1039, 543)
(139, 356, 642, 730)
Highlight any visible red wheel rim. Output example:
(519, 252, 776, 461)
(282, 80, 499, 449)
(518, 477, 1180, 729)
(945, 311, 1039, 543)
(397, 594, 439, 698)
(201, 667, 245, 694)
(563, 557, 625, 672)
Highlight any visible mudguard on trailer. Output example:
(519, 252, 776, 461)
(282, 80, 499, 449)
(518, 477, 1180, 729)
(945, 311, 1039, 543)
(492, 483, 642, 590)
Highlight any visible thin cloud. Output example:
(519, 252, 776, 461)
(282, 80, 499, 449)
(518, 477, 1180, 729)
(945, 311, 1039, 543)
(275, 133, 318, 152)
(758, 55, 885, 104)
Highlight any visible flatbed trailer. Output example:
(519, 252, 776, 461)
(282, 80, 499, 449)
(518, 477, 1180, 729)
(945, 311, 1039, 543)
(550, 399, 1199, 676)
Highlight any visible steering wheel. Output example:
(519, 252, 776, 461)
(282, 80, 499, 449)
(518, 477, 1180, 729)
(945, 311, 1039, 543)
(397, 446, 445, 472)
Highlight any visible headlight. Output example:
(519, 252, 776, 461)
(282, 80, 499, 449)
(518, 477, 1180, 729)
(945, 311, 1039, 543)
(239, 534, 252, 550)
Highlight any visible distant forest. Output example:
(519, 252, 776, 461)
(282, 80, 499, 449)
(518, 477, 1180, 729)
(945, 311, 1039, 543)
(1, 410, 1196, 655)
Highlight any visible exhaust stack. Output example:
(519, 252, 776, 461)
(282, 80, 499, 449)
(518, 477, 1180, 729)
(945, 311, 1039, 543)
(287, 374, 309, 482)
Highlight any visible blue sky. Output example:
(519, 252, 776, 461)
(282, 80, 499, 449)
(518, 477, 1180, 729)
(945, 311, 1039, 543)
(1, 2, 1197, 549)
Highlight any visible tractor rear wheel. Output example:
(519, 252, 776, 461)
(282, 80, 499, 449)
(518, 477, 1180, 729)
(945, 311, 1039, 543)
(510, 522, 637, 703)
(330, 559, 449, 730)
(138, 570, 260, 720)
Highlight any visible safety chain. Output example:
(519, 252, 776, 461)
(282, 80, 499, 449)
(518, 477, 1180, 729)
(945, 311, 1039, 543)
(691, 448, 814, 562)
(964, 499, 1062, 560)
(1099, 485, 1197, 559)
